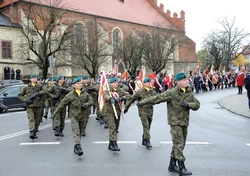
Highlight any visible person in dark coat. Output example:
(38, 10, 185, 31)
(244, 74, 250, 109)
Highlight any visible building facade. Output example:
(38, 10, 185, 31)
(0, 0, 198, 79)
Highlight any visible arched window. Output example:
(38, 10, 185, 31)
(113, 30, 119, 54)
(74, 23, 85, 48)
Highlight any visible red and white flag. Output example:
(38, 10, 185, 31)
(147, 72, 163, 90)
(137, 69, 143, 82)
(98, 70, 108, 112)
(112, 60, 118, 75)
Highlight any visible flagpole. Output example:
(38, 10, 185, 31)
(102, 68, 118, 119)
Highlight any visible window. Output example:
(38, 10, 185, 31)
(74, 23, 85, 48)
(4, 87, 19, 96)
(2, 41, 12, 58)
(113, 31, 119, 54)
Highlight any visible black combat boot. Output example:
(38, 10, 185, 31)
(59, 129, 64, 137)
(55, 127, 60, 137)
(168, 157, 179, 173)
(43, 115, 48, 119)
(74, 144, 78, 154)
(96, 115, 100, 121)
(142, 137, 146, 146)
(29, 131, 36, 139)
(113, 141, 121, 151)
(108, 141, 120, 151)
(178, 160, 192, 175)
(104, 121, 108, 129)
(76, 144, 84, 156)
(100, 117, 104, 125)
(82, 128, 86, 136)
(145, 139, 152, 149)
(108, 141, 115, 151)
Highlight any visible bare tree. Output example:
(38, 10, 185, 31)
(118, 32, 143, 77)
(72, 20, 111, 79)
(15, 0, 74, 79)
(142, 29, 177, 74)
(203, 17, 250, 70)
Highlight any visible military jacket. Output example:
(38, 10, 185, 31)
(140, 85, 200, 126)
(53, 90, 93, 120)
(18, 83, 47, 108)
(125, 87, 157, 117)
(104, 87, 131, 116)
(48, 82, 72, 106)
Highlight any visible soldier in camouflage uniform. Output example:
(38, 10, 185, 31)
(42, 78, 52, 119)
(138, 72, 200, 175)
(52, 77, 93, 156)
(104, 77, 131, 151)
(80, 74, 93, 136)
(124, 77, 157, 150)
(49, 75, 72, 137)
(18, 74, 48, 139)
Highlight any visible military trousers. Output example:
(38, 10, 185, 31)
(52, 105, 67, 130)
(140, 115, 153, 139)
(107, 114, 120, 141)
(44, 99, 51, 116)
(170, 125, 188, 161)
(27, 107, 42, 132)
(71, 117, 84, 144)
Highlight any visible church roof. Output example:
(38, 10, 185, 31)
(0, 12, 20, 28)
(0, 0, 185, 31)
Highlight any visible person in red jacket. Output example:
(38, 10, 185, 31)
(236, 73, 245, 94)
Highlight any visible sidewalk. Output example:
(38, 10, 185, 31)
(217, 92, 250, 118)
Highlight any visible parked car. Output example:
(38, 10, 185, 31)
(0, 80, 24, 90)
(0, 84, 27, 113)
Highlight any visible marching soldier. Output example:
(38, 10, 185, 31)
(104, 77, 131, 151)
(18, 74, 48, 139)
(80, 74, 92, 136)
(49, 75, 72, 137)
(43, 78, 52, 119)
(137, 72, 200, 175)
(124, 77, 157, 149)
(52, 77, 93, 156)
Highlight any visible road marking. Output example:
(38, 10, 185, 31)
(246, 143, 250, 146)
(160, 141, 212, 145)
(93, 141, 137, 144)
(0, 120, 71, 142)
(20, 142, 60, 145)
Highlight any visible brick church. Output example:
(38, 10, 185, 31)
(0, 0, 198, 79)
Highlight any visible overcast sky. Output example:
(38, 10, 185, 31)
(158, 0, 250, 52)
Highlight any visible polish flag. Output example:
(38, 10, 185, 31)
(98, 70, 108, 112)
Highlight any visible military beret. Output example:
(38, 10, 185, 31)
(82, 74, 89, 80)
(56, 75, 64, 81)
(174, 72, 187, 81)
(30, 74, 37, 79)
(37, 77, 41, 81)
(109, 77, 118, 83)
(72, 77, 81, 84)
(143, 77, 151, 83)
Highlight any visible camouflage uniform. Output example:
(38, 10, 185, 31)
(42, 82, 52, 118)
(104, 87, 131, 142)
(140, 85, 200, 161)
(125, 86, 157, 148)
(81, 83, 94, 135)
(53, 89, 93, 145)
(49, 82, 72, 136)
(18, 83, 48, 138)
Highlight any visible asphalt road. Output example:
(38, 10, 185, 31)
(0, 87, 249, 176)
